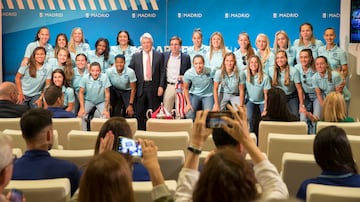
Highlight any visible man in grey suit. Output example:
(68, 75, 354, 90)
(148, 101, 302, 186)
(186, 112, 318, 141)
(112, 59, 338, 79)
(129, 33, 165, 130)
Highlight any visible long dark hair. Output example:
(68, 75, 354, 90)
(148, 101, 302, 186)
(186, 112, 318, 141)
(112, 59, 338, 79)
(263, 87, 298, 121)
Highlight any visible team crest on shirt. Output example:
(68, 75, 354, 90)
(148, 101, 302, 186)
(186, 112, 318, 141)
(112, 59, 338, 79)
(333, 53, 338, 57)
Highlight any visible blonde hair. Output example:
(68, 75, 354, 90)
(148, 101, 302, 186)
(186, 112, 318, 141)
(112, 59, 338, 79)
(322, 92, 347, 122)
(57, 47, 74, 82)
(272, 50, 290, 86)
(246, 55, 264, 84)
(68, 27, 86, 54)
(255, 34, 271, 66)
(273, 30, 291, 52)
(238, 32, 255, 59)
(209, 32, 227, 61)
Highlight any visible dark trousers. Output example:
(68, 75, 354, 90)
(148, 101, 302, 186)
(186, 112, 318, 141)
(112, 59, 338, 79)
(136, 82, 161, 130)
(110, 86, 131, 117)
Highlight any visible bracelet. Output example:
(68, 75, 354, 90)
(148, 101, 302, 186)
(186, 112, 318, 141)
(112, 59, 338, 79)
(129, 103, 134, 106)
(187, 146, 202, 154)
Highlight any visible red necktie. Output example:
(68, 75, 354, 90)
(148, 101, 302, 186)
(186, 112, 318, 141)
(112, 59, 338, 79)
(146, 52, 152, 80)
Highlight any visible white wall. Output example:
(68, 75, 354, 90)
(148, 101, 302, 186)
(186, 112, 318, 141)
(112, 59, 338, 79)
(340, 1, 360, 119)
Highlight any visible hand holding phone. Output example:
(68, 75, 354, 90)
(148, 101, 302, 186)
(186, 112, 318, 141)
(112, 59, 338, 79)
(117, 136, 142, 157)
(206, 111, 233, 128)
(10, 189, 23, 202)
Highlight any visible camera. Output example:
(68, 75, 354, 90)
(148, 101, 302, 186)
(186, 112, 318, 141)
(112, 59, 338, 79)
(10, 189, 23, 202)
(117, 136, 142, 157)
(206, 111, 232, 128)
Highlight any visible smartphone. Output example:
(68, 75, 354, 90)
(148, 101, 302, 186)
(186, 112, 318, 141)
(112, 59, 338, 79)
(117, 136, 142, 157)
(10, 189, 23, 202)
(206, 111, 233, 128)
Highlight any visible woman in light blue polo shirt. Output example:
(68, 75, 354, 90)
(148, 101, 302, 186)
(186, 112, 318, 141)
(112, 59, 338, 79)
(312, 56, 350, 117)
(106, 54, 137, 117)
(272, 30, 296, 67)
(68, 27, 91, 62)
(50, 69, 75, 112)
(293, 22, 324, 64)
(21, 27, 53, 66)
(245, 55, 271, 133)
(183, 55, 213, 120)
(45, 47, 74, 84)
(234, 32, 256, 72)
(205, 32, 229, 77)
(71, 53, 88, 114)
(186, 28, 209, 68)
(255, 33, 275, 75)
(269, 50, 306, 119)
(295, 49, 317, 134)
(87, 38, 113, 72)
(15, 47, 51, 109)
(213, 52, 245, 112)
(110, 30, 138, 69)
(78, 62, 112, 130)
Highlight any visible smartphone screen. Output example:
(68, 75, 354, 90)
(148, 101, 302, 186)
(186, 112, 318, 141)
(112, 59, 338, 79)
(117, 136, 142, 157)
(11, 189, 23, 202)
(206, 111, 232, 128)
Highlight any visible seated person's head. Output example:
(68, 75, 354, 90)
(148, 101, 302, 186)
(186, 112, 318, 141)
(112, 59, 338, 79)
(44, 85, 63, 107)
(322, 92, 347, 122)
(94, 117, 132, 155)
(193, 147, 259, 202)
(20, 108, 53, 150)
(0, 134, 13, 190)
(0, 81, 19, 104)
(264, 87, 297, 121)
(212, 128, 245, 154)
(314, 126, 357, 174)
(78, 151, 134, 202)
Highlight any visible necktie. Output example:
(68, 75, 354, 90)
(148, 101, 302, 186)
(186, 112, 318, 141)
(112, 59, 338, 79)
(146, 52, 152, 80)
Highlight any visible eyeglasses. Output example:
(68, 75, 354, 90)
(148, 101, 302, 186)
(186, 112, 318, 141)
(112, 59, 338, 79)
(302, 74, 307, 84)
(242, 56, 247, 66)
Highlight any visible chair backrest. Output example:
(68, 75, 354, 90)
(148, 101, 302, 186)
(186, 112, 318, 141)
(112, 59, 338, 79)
(146, 119, 193, 136)
(267, 133, 315, 172)
(348, 135, 360, 169)
(67, 130, 98, 150)
(133, 180, 176, 202)
(307, 184, 360, 202)
(281, 152, 321, 197)
(202, 133, 257, 152)
(316, 122, 360, 136)
(12, 148, 23, 158)
(134, 131, 189, 153)
(2, 129, 62, 150)
(5, 178, 71, 202)
(258, 121, 308, 152)
(48, 149, 94, 168)
(158, 150, 185, 180)
(90, 118, 138, 136)
(0, 118, 21, 131)
(52, 118, 82, 149)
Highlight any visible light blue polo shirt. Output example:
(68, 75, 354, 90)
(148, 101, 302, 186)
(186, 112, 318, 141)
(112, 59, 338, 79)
(24, 41, 54, 60)
(70, 42, 91, 62)
(186, 44, 209, 68)
(87, 50, 114, 72)
(110, 45, 138, 68)
(318, 45, 347, 70)
(293, 39, 324, 64)
(62, 86, 75, 107)
(183, 67, 213, 97)
(205, 49, 229, 77)
(71, 67, 88, 93)
(234, 48, 257, 72)
(255, 50, 275, 75)
(294, 64, 316, 94)
(18, 65, 51, 96)
(268, 66, 301, 95)
(79, 73, 111, 104)
(245, 73, 271, 104)
(311, 70, 343, 96)
(106, 66, 137, 90)
(271, 46, 296, 67)
(214, 69, 245, 94)
(45, 58, 64, 79)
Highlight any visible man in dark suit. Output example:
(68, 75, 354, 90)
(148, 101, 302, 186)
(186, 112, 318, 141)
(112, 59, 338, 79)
(129, 33, 165, 130)
(0, 81, 28, 117)
(163, 36, 191, 116)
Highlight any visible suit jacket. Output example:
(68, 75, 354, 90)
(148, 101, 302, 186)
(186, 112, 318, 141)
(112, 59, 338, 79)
(0, 100, 28, 118)
(164, 52, 191, 86)
(129, 50, 165, 97)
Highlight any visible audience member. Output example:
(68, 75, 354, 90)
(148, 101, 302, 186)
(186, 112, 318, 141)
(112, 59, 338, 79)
(44, 85, 76, 118)
(0, 82, 28, 117)
(296, 126, 360, 200)
(262, 87, 299, 121)
(163, 36, 191, 114)
(12, 108, 81, 195)
(129, 32, 165, 130)
(175, 106, 288, 201)
(321, 92, 354, 122)
(93, 117, 150, 181)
